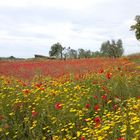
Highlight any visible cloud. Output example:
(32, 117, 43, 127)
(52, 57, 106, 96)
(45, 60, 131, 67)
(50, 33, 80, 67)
(0, 0, 93, 11)
(0, 0, 140, 57)
(0, 0, 112, 10)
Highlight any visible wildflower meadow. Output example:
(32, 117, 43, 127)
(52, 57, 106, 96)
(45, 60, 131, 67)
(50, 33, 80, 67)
(0, 58, 140, 140)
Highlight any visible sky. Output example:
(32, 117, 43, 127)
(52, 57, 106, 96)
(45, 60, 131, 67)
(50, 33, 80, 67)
(0, 0, 140, 58)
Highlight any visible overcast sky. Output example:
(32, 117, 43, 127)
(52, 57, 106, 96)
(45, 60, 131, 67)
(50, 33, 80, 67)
(0, 0, 140, 58)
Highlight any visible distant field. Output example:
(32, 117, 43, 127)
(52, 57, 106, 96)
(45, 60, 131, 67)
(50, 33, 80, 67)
(0, 58, 133, 80)
(127, 53, 140, 63)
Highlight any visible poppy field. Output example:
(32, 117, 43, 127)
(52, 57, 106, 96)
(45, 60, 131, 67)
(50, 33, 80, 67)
(0, 58, 140, 140)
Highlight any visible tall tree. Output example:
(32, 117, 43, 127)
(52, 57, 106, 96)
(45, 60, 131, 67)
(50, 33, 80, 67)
(84, 50, 92, 58)
(100, 41, 110, 57)
(131, 15, 140, 40)
(49, 43, 64, 59)
(68, 49, 78, 59)
(92, 51, 102, 57)
(116, 39, 124, 57)
(100, 39, 124, 57)
(78, 48, 86, 58)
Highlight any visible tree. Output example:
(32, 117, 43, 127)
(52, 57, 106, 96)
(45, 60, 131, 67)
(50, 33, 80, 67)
(49, 43, 65, 59)
(131, 15, 140, 40)
(68, 49, 78, 59)
(100, 39, 124, 57)
(116, 39, 124, 57)
(78, 48, 86, 58)
(84, 50, 91, 58)
(100, 41, 110, 57)
(92, 51, 102, 57)
(63, 46, 70, 60)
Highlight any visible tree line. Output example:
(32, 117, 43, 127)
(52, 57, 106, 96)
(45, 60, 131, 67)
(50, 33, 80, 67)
(49, 39, 124, 59)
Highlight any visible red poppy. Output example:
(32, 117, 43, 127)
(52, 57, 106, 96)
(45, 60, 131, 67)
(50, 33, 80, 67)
(80, 136, 85, 140)
(101, 95, 107, 101)
(113, 105, 118, 110)
(118, 67, 121, 71)
(93, 105, 99, 111)
(106, 73, 112, 79)
(0, 115, 4, 121)
(32, 111, 38, 117)
(3, 123, 9, 129)
(55, 103, 62, 110)
(85, 103, 90, 109)
(35, 83, 42, 88)
(94, 117, 101, 127)
(120, 72, 123, 76)
(117, 138, 124, 140)
(24, 89, 30, 95)
(92, 81, 97, 84)
(39, 88, 45, 91)
(98, 68, 104, 73)
(22, 83, 27, 86)
(94, 117, 101, 123)
(93, 95, 97, 99)
(137, 96, 140, 99)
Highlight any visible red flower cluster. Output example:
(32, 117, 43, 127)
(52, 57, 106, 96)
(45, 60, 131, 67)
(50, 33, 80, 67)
(94, 116, 101, 127)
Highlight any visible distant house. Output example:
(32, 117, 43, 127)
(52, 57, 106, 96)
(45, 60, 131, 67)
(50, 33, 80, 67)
(34, 54, 48, 59)
(34, 54, 56, 59)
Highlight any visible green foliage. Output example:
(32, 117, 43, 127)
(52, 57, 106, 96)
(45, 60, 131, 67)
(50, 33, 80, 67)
(131, 15, 140, 40)
(100, 39, 124, 57)
(68, 49, 78, 59)
(78, 49, 92, 58)
(49, 39, 124, 59)
(49, 43, 65, 59)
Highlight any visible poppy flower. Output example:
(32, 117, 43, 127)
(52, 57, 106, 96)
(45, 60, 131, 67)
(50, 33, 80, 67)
(106, 73, 112, 79)
(24, 89, 30, 95)
(22, 83, 27, 86)
(32, 111, 38, 117)
(94, 117, 101, 127)
(80, 136, 85, 140)
(93, 105, 99, 111)
(92, 81, 97, 84)
(93, 95, 97, 99)
(55, 103, 62, 110)
(137, 96, 140, 99)
(101, 95, 107, 101)
(94, 117, 101, 123)
(113, 105, 118, 110)
(35, 83, 42, 88)
(117, 138, 124, 140)
(0, 115, 4, 121)
(85, 103, 90, 109)
(3, 123, 9, 129)
(118, 67, 121, 71)
(98, 68, 104, 73)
